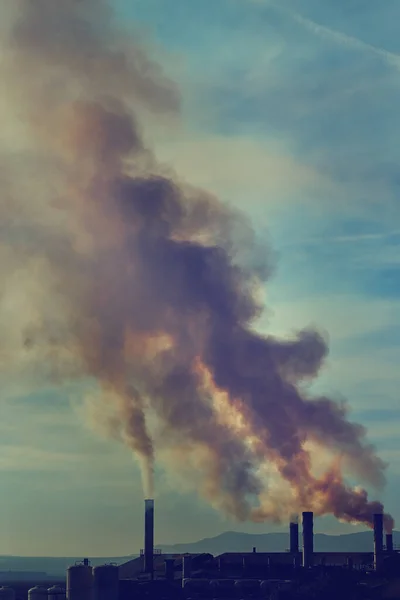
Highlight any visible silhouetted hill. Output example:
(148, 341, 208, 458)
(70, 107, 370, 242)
(2, 530, 399, 577)
(157, 530, 400, 555)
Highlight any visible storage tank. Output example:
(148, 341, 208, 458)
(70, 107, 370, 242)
(67, 562, 94, 600)
(0, 588, 15, 600)
(93, 565, 118, 600)
(48, 586, 65, 600)
(210, 579, 235, 597)
(235, 579, 260, 597)
(182, 579, 210, 595)
(28, 587, 48, 600)
(260, 580, 272, 597)
(261, 580, 292, 598)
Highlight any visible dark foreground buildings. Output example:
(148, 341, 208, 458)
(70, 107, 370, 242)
(4, 506, 400, 600)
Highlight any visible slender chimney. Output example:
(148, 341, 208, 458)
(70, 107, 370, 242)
(182, 555, 192, 582)
(290, 518, 299, 554)
(373, 513, 384, 571)
(302, 512, 314, 568)
(165, 558, 174, 582)
(386, 533, 394, 553)
(144, 499, 154, 577)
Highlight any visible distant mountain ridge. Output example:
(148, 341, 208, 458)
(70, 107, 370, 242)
(157, 530, 400, 555)
(1, 530, 399, 577)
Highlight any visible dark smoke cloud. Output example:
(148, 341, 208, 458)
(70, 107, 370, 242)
(0, 0, 393, 531)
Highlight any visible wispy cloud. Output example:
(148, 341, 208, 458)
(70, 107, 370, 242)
(153, 132, 328, 211)
(271, 3, 400, 70)
(0, 445, 80, 472)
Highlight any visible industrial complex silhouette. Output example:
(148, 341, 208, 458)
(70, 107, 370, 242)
(1, 500, 400, 600)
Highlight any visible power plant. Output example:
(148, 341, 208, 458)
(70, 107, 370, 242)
(3, 504, 399, 600)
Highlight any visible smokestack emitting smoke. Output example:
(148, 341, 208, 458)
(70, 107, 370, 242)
(290, 517, 299, 554)
(0, 0, 394, 530)
(386, 533, 393, 553)
(144, 499, 154, 577)
(374, 513, 384, 571)
(302, 512, 314, 568)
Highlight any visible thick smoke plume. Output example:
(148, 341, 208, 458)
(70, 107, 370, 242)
(0, 0, 393, 531)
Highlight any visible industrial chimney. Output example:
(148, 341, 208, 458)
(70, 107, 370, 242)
(144, 499, 154, 578)
(290, 518, 299, 554)
(302, 512, 314, 568)
(386, 533, 394, 554)
(182, 555, 192, 581)
(164, 559, 175, 582)
(373, 513, 384, 571)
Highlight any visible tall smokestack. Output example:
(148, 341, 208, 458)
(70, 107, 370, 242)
(386, 533, 394, 553)
(302, 512, 314, 568)
(290, 518, 299, 554)
(144, 499, 154, 577)
(373, 513, 384, 571)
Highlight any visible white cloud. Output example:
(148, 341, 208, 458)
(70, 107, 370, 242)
(151, 131, 329, 210)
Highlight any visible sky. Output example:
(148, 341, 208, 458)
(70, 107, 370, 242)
(1, 0, 400, 556)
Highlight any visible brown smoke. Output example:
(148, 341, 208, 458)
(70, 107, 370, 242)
(0, 0, 393, 531)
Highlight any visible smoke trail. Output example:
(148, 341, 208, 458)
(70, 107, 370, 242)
(0, 0, 393, 530)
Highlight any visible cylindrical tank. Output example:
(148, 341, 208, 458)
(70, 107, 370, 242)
(182, 579, 210, 595)
(93, 565, 118, 600)
(260, 580, 271, 597)
(67, 563, 94, 600)
(235, 579, 260, 597)
(48, 586, 65, 600)
(0, 588, 15, 600)
(28, 587, 48, 600)
(260, 580, 292, 598)
(210, 579, 235, 597)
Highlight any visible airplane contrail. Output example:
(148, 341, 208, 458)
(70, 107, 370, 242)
(251, 0, 400, 70)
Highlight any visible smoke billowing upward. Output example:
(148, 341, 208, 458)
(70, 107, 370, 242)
(0, 0, 393, 531)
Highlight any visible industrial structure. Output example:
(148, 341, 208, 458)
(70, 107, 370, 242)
(143, 499, 154, 578)
(3, 502, 400, 600)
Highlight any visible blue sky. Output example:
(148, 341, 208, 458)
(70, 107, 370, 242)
(1, 0, 400, 556)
